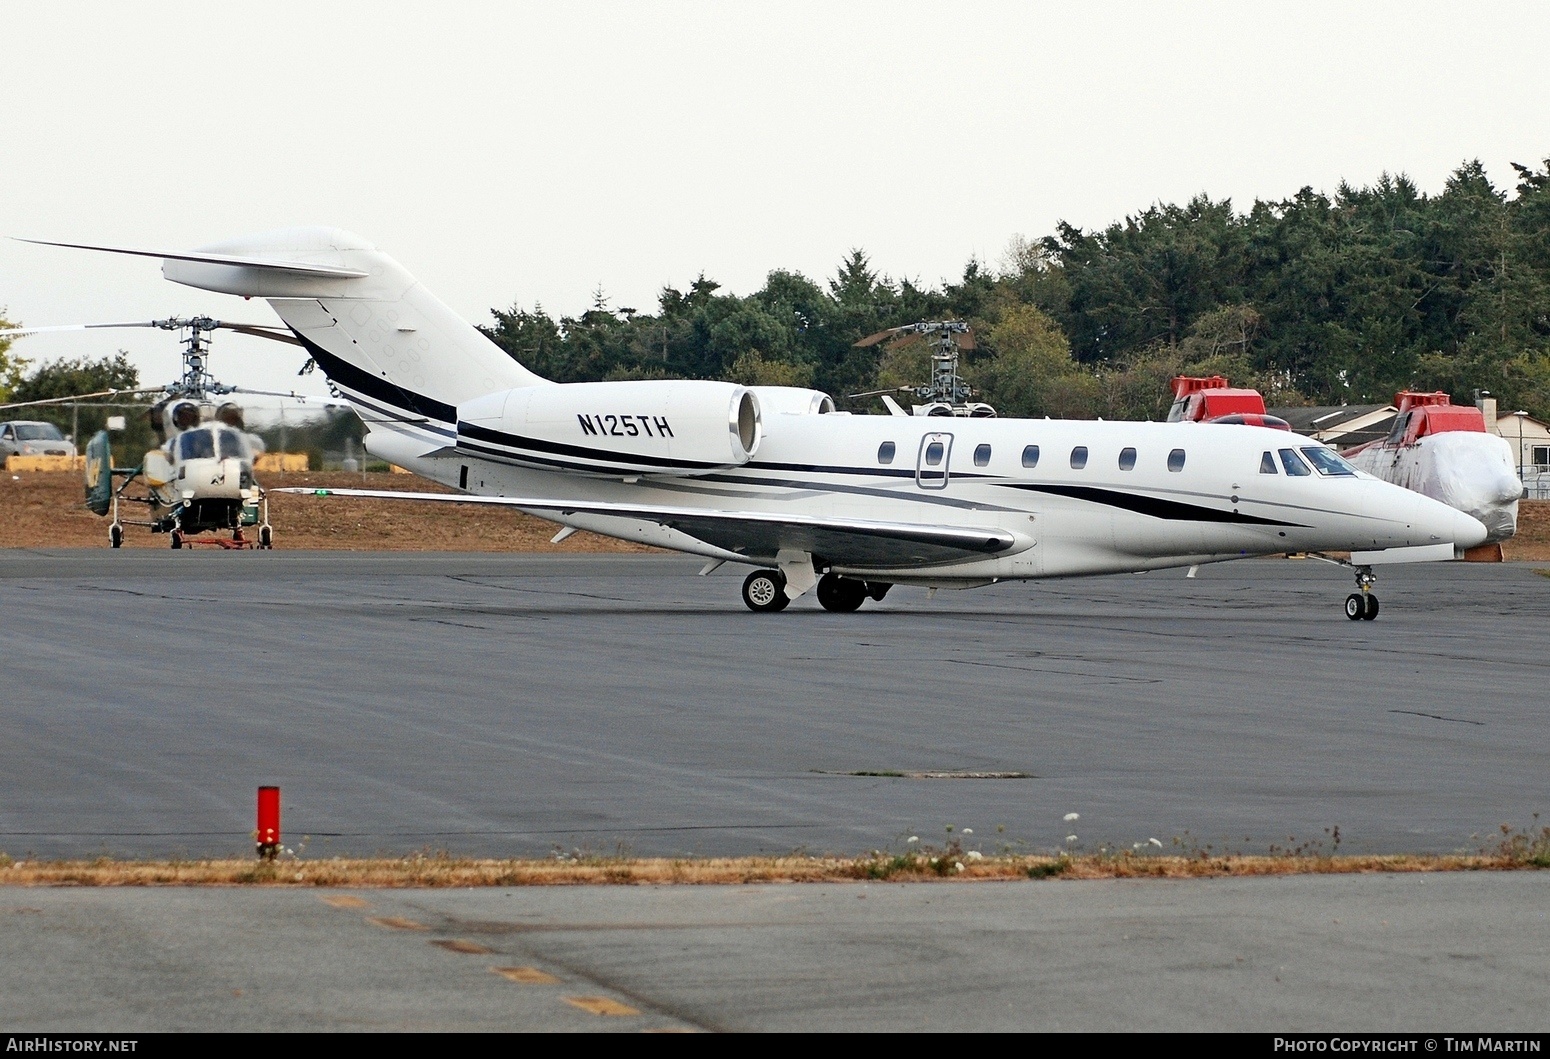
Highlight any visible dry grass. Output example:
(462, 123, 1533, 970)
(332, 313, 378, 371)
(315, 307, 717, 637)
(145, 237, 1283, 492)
(0, 471, 655, 552)
(0, 844, 1545, 888)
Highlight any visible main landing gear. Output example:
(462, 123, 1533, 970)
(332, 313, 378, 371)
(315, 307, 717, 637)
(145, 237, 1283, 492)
(742, 569, 789, 612)
(740, 570, 891, 613)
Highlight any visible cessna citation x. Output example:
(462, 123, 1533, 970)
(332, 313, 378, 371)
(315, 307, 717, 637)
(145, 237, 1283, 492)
(21, 228, 1489, 618)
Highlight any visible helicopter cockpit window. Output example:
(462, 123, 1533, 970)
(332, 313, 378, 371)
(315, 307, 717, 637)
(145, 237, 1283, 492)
(217, 428, 246, 461)
(178, 429, 216, 461)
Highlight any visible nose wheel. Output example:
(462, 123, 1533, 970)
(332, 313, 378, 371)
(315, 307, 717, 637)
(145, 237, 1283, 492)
(1343, 565, 1379, 621)
(1344, 592, 1379, 620)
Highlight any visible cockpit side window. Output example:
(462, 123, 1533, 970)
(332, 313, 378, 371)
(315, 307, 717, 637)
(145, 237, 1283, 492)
(1386, 412, 1410, 445)
(1260, 451, 1278, 474)
(1278, 448, 1312, 476)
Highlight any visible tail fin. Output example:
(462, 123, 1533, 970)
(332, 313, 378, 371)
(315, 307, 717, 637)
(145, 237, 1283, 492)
(157, 227, 545, 437)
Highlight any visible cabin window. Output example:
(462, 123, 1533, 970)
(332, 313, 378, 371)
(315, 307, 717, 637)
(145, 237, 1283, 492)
(878, 441, 896, 465)
(924, 441, 945, 466)
(1260, 451, 1278, 474)
(1118, 447, 1136, 471)
(1021, 444, 1040, 468)
(973, 443, 991, 467)
(1070, 446, 1088, 470)
(1167, 448, 1186, 472)
(1278, 448, 1312, 476)
(1300, 446, 1357, 476)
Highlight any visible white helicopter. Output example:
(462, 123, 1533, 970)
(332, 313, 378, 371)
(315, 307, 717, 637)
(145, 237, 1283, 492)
(0, 315, 313, 548)
(11, 230, 1490, 616)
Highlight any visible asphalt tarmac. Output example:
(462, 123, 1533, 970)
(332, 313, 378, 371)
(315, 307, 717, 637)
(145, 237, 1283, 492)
(1, 551, 1547, 860)
(4, 874, 1547, 1031)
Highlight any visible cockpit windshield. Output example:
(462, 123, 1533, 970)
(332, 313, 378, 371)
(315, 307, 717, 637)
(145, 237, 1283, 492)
(178, 429, 215, 461)
(1299, 446, 1357, 476)
(176, 427, 249, 463)
(218, 428, 246, 460)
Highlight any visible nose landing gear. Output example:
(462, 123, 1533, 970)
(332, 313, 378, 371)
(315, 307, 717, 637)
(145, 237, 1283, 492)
(1310, 553, 1381, 620)
(1343, 565, 1379, 621)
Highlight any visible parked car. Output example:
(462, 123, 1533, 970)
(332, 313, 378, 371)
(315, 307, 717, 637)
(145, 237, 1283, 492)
(0, 420, 78, 459)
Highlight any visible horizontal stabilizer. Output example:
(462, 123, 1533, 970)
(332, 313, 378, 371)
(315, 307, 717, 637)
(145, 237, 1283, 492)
(11, 237, 369, 278)
(274, 487, 1022, 568)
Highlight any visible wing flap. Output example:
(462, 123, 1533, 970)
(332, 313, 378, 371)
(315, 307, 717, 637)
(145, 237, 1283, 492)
(274, 487, 1020, 567)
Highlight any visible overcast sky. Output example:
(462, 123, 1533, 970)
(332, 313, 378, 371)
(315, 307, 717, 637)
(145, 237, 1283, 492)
(3, 1, 1548, 401)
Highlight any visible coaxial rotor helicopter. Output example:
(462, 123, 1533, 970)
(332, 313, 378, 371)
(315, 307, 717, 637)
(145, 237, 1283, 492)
(0, 315, 322, 549)
(850, 321, 997, 418)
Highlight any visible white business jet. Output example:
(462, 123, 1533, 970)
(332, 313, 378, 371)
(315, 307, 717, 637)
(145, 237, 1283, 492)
(18, 229, 1489, 618)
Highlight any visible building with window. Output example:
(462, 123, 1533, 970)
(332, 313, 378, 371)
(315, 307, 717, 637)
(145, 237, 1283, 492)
(1496, 411, 1550, 498)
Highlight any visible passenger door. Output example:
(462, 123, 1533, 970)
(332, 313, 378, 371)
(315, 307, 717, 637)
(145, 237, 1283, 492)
(916, 432, 953, 489)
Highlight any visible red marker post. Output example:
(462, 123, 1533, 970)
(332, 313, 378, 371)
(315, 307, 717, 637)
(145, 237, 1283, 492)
(256, 786, 281, 860)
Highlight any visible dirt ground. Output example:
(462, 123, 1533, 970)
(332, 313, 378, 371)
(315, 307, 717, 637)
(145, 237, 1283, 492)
(0, 471, 652, 552)
(2, 470, 1548, 558)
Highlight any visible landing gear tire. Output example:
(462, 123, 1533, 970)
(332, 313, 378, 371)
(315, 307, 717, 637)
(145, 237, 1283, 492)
(170, 530, 183, 550)
(109, 524, 123, 549)
(742, 569, 789, 612)
(1362, 593, 1380, 621)
(258, 525, 273, 549)
(816, 573, 867, 612)
(1344, 594, 1364, 620)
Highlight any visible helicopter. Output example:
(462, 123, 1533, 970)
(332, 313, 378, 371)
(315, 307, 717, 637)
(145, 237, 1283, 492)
(0, 316, 317, 549)
(850, 321, 998, 418)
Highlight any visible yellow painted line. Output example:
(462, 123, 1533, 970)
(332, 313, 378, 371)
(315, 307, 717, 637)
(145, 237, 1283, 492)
(491, 966, 559, 984)
(320, 895, 369, 909)
(564, 996, 640, 1017)
(366, 915, 429, 931)
(431, 938, 491, 954)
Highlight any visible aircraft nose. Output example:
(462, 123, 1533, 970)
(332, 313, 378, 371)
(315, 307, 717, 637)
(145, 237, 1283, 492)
(1438, 500, 1489, 550)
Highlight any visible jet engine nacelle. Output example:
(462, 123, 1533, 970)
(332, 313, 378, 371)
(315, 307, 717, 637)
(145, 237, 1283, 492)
(457, 380, 763, 477)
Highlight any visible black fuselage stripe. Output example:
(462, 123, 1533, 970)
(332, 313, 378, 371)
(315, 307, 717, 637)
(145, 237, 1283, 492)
(1001, 483, 1306, 526)
(457, 421, 723, 470)
(291, 328, 458, 425)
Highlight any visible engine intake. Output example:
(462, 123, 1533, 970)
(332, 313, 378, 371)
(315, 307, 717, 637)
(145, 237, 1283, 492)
(457, 380, 762, 477)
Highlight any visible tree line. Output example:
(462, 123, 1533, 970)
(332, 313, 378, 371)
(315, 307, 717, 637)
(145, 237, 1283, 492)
(7, 155, 1549, 433)
(483, 156, 1550, 422)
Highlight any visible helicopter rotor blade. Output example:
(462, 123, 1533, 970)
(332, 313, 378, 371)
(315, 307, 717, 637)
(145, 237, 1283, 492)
(214, 323, 302, 346)
(852, 326, 909, 348)
(0, 322, 165, 338)
(225, 386, 348, 406)
(0, 387, 170, 412)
